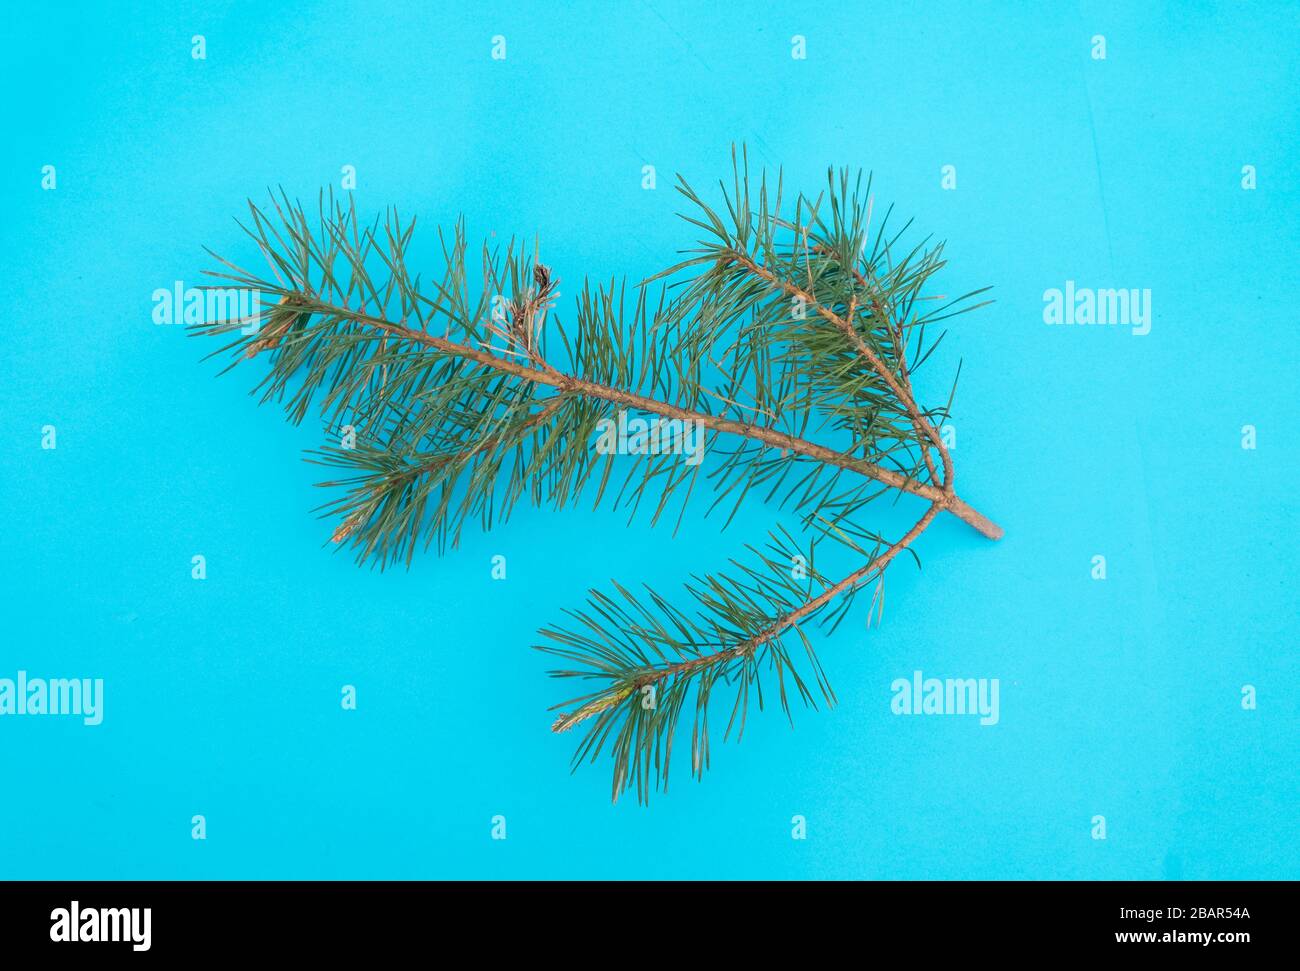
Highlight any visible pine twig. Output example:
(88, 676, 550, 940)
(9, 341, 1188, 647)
(193, 150, 1002, 802)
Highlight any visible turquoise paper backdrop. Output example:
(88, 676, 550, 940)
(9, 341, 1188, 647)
(1, 1, 1296, 879)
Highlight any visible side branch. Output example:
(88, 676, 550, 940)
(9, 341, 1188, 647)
(551, 501, 943, 732)
(725, 249, 955, 491)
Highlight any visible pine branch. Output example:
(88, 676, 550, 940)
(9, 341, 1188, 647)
(544, 510, 938, 803)
(193, 152, 1003, 801)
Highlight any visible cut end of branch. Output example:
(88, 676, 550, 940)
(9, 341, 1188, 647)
(946, 496, 1004, 540)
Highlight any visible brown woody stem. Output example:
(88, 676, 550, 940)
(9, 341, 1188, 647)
(945, 496, 1004, 541)
(293, 295, 1003, 540)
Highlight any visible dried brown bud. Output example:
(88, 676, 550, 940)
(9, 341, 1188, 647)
(550, 686, 633, 733)
(331, 514, 364, 544)
(244, 294, 296, 358)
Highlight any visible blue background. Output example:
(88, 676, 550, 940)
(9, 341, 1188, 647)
(1, 1, 1296, 880)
